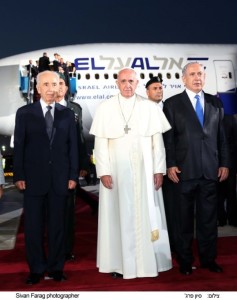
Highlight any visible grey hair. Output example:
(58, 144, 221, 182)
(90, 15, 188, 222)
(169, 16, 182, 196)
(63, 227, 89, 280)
(36, 71, 59, 84)
(182, 62, 204, 76)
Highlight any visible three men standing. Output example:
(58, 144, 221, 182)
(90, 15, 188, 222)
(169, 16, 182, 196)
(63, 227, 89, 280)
(13, 63, 230, 284)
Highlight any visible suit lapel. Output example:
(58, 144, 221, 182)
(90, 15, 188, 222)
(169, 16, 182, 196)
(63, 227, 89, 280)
(34, 101, 47, 132)
(50, 104, 59, 144)
(51, 103, 64, 144)
(181, 91, 197, 117)
(34, 100, 44, 117)
(202, 93, 212, 128)
(34, 101, 49, 139)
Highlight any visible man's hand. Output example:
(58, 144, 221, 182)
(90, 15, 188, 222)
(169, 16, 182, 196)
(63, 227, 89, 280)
(15, 180, 26, 190)
(100, 175, 113, 189)
(154, 173, 163, 190)
(0, 185, 3, 199)
(218, 167, 229, 182)
(68, 180, 77, 189)
(167, 167, 181, 183)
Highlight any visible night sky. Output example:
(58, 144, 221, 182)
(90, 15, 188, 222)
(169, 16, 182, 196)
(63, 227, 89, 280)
(1, 0, 237, 59)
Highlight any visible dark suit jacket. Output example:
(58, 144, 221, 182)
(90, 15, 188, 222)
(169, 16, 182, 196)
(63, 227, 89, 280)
(38, 56, 50, 72)
(67, 101, 89, 172)
(222, 114, 237, 170)
(163, 90, 229, 181)
(13, 101, 78, 196)
(26, 64, 38, 78)
(53, 60, 60, 72)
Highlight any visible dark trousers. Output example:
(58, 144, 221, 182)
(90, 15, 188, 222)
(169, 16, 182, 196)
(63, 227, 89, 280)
(174, 178, 218, 266)
(218, 168, 237, 226)
(64, 190, 76, 255)
(24, 189, 67, 274)
(64, 185, 99, 257)
(162, 175, 179, 253)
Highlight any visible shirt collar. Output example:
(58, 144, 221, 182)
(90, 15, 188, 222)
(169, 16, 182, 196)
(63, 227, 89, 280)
(185, 88, 204, 109)
(40, 99, 55, 109)
(40, 99, 55, 116)
(58, 98, 67, 107)
(185, 88, 203, 100)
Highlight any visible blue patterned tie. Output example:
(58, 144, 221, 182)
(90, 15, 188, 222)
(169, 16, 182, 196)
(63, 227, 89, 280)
(195, 95, 203, 127)
(45, 105, 53, 138)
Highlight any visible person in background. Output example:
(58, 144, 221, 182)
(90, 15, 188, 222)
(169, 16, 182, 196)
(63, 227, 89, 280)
(90, 68, 172, 279)
(146, 76, 177, 254)
(145, 76, 164, 108)
(217, 114, 237, 227)
(26, 60, 38, 79)
(53, 53, 61, 72)
(58, 66, 70, 91)
(66, 61, 76, 75)
(55, 73, 92, 261)
(0, 153, 5, 199)
(38, 52, 50, 72)
(13, 71, 78, 285)
(25, 59, 39, 103)
(163, 62, 229, 275)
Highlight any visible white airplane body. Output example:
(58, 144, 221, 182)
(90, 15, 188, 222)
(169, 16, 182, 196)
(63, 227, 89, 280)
(0, 43, 237, 147)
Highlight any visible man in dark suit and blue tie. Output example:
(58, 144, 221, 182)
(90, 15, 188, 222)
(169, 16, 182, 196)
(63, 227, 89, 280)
(163, 62, 229, 276)
(13, 71, 78, 284)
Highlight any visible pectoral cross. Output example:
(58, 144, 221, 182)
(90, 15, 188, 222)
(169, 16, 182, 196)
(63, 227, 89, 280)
(124, 124, 131, 134)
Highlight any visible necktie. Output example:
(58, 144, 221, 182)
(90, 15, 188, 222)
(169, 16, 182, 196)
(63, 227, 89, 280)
(195, 95, 204, 127)
(45, 105, 53, 138)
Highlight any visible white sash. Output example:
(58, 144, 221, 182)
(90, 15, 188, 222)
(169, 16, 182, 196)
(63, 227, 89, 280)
(141, 137, 160, 241)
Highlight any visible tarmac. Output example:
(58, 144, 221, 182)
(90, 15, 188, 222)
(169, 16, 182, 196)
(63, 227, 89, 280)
(0, 181, 237, 251)
(0, 180, 23, 250)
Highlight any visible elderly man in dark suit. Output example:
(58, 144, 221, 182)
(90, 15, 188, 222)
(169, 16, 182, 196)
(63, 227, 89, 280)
(13, 71, 78, 284)
(163, 62, 229, 276)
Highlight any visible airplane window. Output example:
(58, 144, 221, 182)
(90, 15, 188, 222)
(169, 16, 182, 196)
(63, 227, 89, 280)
(140, 73, 145, 79)
(166, 73, 171, 79)
(104, 74, 109, 79)
(95, 74, 99, 79)
(77, 74, 81, 80)
(158, 73, 163, 80)
(175, 73, 180, 79)
(113, 74, 117, 79)
(229, 72, 232, 79)
(86, 74, 90, 80)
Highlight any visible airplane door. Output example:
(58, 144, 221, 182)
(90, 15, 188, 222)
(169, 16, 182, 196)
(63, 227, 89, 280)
(213, 60, 237, 114)
(213, 60, 236, 93)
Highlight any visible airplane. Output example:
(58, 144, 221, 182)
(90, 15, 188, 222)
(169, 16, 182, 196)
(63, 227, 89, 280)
(0, 43, 237, 150)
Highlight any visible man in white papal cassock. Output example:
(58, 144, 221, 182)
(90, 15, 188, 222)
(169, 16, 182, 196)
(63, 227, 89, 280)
(90, 68, 172, 279)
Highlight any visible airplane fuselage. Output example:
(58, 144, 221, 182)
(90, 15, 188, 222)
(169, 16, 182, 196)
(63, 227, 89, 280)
(0, 43, 237, 146)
